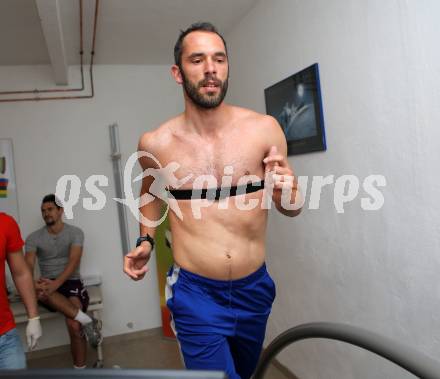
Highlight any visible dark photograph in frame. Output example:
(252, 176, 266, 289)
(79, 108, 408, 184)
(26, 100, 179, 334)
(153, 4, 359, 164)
(264, 63, 326, 155)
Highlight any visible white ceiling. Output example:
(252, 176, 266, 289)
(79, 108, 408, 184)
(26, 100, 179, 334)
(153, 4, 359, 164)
(0, 0, 258, 66)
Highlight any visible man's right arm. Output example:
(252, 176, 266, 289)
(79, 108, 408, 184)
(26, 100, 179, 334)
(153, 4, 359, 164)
(24, 236, 45, 296)
(24, 233, 38, 278)
(123, 132, 164, 281)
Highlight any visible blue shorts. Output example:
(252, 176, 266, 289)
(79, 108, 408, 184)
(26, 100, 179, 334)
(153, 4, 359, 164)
(166, 263, 276, 379)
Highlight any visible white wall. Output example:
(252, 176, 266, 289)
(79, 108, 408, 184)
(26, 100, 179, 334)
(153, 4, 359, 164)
(227, 0, 440, 378)
(0, 64, 183, 350)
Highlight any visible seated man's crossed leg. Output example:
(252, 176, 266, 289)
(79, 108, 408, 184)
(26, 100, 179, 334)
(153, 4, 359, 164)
(37, 279, 102, 368)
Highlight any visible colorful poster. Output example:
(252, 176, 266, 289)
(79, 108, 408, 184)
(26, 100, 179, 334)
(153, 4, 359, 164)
(0, 139, 19, 221)
(1, 139, 20, 296)
(154, 207, 176, 338)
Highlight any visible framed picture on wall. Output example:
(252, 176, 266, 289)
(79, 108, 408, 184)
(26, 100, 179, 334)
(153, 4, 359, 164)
(0, 139, 20, 220)
(264, 63, 326, 155)
(0, 139, 20, 298)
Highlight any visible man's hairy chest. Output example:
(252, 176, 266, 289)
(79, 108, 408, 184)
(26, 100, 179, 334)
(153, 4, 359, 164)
(157, 135, 267, 187)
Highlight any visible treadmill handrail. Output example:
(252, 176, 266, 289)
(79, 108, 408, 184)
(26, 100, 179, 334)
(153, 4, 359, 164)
(253, 322, 440, 379)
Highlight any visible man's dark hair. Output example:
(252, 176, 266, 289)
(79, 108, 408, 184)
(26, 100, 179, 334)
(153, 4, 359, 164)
(174, 22, 228, 69)
(42, 194, 62, 209)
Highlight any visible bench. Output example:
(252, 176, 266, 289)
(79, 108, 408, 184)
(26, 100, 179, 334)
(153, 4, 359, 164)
(9, 278, 104, 367)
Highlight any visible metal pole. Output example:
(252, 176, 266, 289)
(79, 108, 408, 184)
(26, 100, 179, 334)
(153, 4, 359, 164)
(109, 123, 131, 255)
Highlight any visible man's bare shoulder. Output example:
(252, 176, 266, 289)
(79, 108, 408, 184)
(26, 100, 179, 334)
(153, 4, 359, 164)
(138, 115, 183, 152)
(230, 106, 285, 154)
(231, 106, 282, 132)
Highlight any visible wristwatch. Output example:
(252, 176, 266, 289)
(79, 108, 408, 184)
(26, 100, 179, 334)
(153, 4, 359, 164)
(136, 234, 155, 250)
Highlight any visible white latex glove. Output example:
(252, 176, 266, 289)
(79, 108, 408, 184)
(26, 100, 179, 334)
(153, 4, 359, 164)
(26, 317, 42, 350)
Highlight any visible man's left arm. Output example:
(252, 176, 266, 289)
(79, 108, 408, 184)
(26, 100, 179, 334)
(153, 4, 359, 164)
(5, 215, 42, 350)
(263, 116, 303, 217)
(7, 251, 39, 319)
(8, 251, 43, 350)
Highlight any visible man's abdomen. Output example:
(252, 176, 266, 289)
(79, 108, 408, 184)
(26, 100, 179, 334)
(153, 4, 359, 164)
(169, 202, 268, 280)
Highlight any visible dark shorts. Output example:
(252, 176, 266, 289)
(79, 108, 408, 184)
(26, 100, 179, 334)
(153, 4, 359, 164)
(39, 279, 89, 313)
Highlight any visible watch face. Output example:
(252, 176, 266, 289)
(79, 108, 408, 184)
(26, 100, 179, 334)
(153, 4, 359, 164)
(137, 236, 153, 247)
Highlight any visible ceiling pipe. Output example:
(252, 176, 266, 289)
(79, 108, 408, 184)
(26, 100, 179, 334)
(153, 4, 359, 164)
(0, 0, 85, 96)
(0, 0, 99, 103)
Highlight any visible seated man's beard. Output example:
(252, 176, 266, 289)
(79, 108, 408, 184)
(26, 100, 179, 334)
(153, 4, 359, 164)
(182, 72, 228, 109)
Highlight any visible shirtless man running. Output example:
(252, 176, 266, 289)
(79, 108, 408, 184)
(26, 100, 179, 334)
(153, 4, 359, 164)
(124, 22, 302, 379)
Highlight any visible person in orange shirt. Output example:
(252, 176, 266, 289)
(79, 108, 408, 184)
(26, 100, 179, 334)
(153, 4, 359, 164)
(0, 213, 42, 369)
